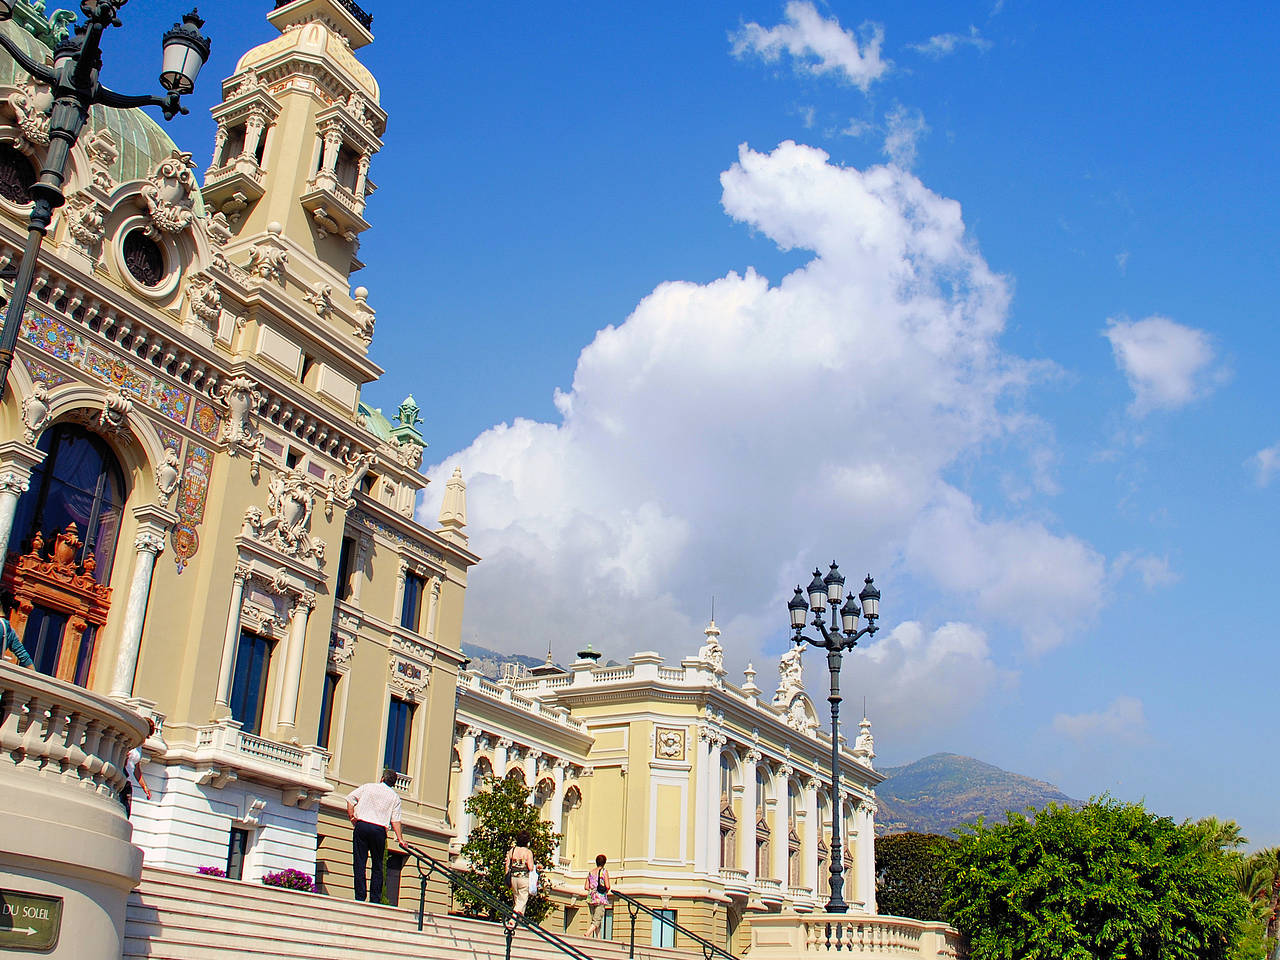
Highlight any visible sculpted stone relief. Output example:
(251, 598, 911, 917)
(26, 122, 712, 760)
(20, 379, 52, 442)
(242, 467, 326, 564)
(155, 445, 183, 506)
(6, 76, 52, 145)
(139, 150, 199, 234)
(323, 449, 376, 519)
(214, 375, 265, 469)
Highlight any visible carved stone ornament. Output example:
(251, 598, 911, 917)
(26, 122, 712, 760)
(773, 645, 804, 707)
(214, 375, 265, 467)
(242, 467, 325, 563)
(66, 192, 108, 256)
(135, 530, 166, 555)
(6, 76, 53, 145)
(781, 694, 818, 736)
(85, 129, 119, 192)
(328, 631, 357, 669)
(655, 727, 686, 761)
(139, 150, 198, 233)
(389, 653, 429, 700)
(697, 620, 725, 675)
(323, 449, 376, 519)
(246, 241, 287, 283)
(155, 445, 182, 506)
(185, 270, 223, 331)
(21, 379, 52, 442)
(98, 386, 134, 433)
(304, 282, 334, 318)
(207, 211, 233, 247)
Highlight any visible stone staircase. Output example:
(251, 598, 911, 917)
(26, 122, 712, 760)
(124, 867, 700, 960)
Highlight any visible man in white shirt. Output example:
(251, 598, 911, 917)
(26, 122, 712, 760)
(345, 768, 405, 903)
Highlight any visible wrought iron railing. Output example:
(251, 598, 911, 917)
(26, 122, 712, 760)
(612, 889, 735, 960)
(399, 842, 596, 960)
(274, 0, 372, 31)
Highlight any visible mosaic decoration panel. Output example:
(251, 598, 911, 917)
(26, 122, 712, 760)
(172, 443, 214, 572)
(20, 313, 205, 428)
(191, 398, 219, 440)
(19, 355, 72, 389)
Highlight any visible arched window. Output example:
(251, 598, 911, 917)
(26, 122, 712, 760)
(4, 425, 126, 685)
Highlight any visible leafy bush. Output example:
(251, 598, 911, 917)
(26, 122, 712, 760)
(196, 865, 226, 877)
(875, 832, 957, 921)
(943, 796, 1245, 960)
(261, 868, 315, 892)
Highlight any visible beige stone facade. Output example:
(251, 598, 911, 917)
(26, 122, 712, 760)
(450, 622, 882, 953)
(0, 0, 474, 905)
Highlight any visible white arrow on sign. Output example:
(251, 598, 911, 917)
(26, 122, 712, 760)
(6, 927, 37, 936)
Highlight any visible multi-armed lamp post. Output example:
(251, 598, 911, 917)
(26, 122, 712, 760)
(788, 562, 880, 913)
(0, 0, 210, 403)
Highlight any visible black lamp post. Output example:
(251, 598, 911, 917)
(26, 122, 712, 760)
(0, 2, 210, 404)
(787, 562, 880, 913)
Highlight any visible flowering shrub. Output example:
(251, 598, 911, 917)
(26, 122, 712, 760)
(196, 866, 226, 877)
(261, 868, 314, 892)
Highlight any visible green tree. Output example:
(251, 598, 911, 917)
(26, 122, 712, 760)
(943, 797, 1245, 960)
(875, 832, 958, 921)
(456, 774, 559, 925)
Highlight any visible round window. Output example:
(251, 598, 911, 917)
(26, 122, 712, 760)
(122, 230, 165, 287)
(0, 143, 37, 205)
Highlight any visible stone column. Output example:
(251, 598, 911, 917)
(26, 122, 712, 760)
(524, 749, 541, 800)
(550, 759, 567, 835)
(108, 505, 175, 698)
(456, 726, 478, 843)
(275, 591, 316, 730)
(493, 738, 511, 780)
(320, 128, 342, 175)
(693, 729, 712, 873)
(392, 560, 408, 626)
(351, 536, 370, 603)
(0, 440, 44, 562)
(773, 768, 792, 885)
(355, 154, 371, 197)
(214, 563, 252, 715)
(739, 749, 759, 883)
(243, 111, 266, 160)
(425, 577, 441, 642)
(859, 802, 878, 913)
(804, 779, 820, 895)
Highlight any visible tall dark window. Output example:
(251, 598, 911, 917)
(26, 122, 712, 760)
(229, 631, 274, 735)
(22, 605, 69, 676)
(0, 143, 36, 204)
(12, 424, 126, 581)
(226, 827, 250, 880)
(335, 536, 355, 602)
(383, 696, 414, 774)
(652, 910, 677, 948)
(317, 671, 340, 749)
(400, 573, 425, 632)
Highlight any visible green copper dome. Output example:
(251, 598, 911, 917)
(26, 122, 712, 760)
(0, 14, 205, 212)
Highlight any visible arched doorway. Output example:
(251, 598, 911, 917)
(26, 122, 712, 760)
(3, 424, 127, 685)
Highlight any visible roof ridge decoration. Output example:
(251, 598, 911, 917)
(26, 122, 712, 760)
(12, 1, 76, 50)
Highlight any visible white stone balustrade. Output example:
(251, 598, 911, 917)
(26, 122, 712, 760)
(750, 914, 967, 959)
(179, 718, 330, 805)
(0, 662, 150, 960)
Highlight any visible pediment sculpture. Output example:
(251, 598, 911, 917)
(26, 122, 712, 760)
(243, 468, 325, 564)
(6, 76, 52, 145)
(140, 150, 198, 234)
(773, 644, 804, 706)
(215, 375, 265, 468)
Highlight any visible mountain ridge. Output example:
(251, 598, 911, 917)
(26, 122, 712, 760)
(874, 752, 1077, 836)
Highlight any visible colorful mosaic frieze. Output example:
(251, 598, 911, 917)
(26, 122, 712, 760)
(155, 425, 184, 457)
(20, 313, 200, 427)
(191, 397, 219, 440)
(19, 355, 72, 389)
(172, 443, 214, 572)
(355, 512, 444, 564)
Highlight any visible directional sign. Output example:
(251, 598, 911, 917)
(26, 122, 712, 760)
(0, 889, 63, 952)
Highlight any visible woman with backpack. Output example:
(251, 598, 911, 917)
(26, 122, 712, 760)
(584, 853, 611, 938)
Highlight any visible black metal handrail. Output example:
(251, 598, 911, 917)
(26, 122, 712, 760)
(612, 889, 735, 960)
(400, 842, 596, 960)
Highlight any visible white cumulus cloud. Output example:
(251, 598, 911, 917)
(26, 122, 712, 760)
(909, 26, 992, 59)
(423, 141, 1105, 712)
(1103, 315, 1221, 417)
(1053, 696, 1148, 743)
(731, 2, 888, 91)
(1249, 443, 1280, 487)
(883, 103, 929, 168)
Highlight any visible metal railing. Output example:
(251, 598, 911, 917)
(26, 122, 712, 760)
(400, 842, 596, 960)
(612, 889, 735, 960)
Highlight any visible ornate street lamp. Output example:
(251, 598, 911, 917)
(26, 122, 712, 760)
(0, 2, 210, 403)
(787, 562, 880, 913)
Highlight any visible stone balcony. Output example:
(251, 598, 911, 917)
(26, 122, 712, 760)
(202, 155, 267, 214)
(175, 719, 331, 807)
(750, 913, 967, 959)
(719, 867, 750, 897)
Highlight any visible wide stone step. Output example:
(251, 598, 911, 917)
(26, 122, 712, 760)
(126, 866, 697, 960)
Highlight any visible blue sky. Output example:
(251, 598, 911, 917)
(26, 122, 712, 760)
(108, 2, 1277, 843)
